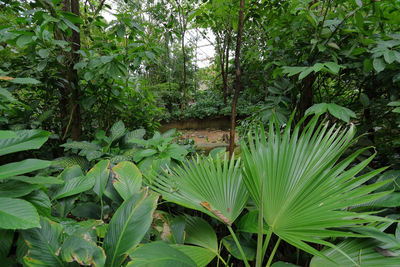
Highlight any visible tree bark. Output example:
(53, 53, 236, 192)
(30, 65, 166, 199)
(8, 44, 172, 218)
(229, 0, 245, 159)
(59, 0, 82, 140)
(298, 73, 316, 118)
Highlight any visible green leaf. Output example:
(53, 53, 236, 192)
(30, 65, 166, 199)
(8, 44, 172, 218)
(222, 233, 256, 261)
(384, 50, 396, 64)
(373, 57, 386, 73)
(38, 49, 50, 59)
(184, 216, 218, 253)
(103, 189, 158, 267)
(89, 160, 110, 199)
(150, 154, 248, 226)
(10, 77, 41, 84)
(61, 17, 80, 32)
(24, 190, 52, 217)
(0, 131, 17, 139)
(8, 175, 64, 185)
(0, 229, 14, 258)
(0, 181, 40, 197)
(355, 0, 362, 8)
(305, 103, 328, 116)
(21, 217, 64, 266)
(127, 242, 196, 267)
(0, 197, 40, 229)
(327, 42, 340, 50)
(241, 115, 390, 260)
(60, 11, 84, 24)
(0, 159, 51, 180)
(312, 63, 325, 73)
(327, 103, 356, 122)
(310, 238, 400, 266)
(298, 67, 313, 80)
(16, 35, 33, 47)
(324, 62, 342, 74)
(0, 129, 50, 156)
(52, 175, 95, 200)
(271, 262, 300, 267)
(108, 120, 126, 144)
(133, 148, 157, 162)
(61, 234, 106, 266)
(360, 93, 370, 107)
(236, 210, 268, 234)
(61, 141, 101, 151)
(172, 245, 215, 267)
(112, 161, 142, 200)
(282, 66, 308, 77)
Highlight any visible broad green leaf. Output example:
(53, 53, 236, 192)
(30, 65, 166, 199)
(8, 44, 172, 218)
(10, 77, 40, 84)
(24, 190, 52, 217)
(133, 148, 157, 162)
(324, 62, 341, 74)
(185, 216, 218, 253)
(8, 175, 64, 185)
(0, 130, 17, 139)
(373, 57, 386, 73)
(355, 0, 362, 8)
(103, 189, 158, 267)
(0, 181, 40, 197)
(0, 229, 14, 258)
(282, 66, 308, 77)
(61, 234, 106, 266)
(61, 141, 101, 151)
(305, 103, 328, 116)
(236, 210, 268, 234)
(172, 245, 216, 267)
(108, 120, 126, 144)
(0, 197, 40, 229)
(38, 49, 50, 59)
(222, 233, 256, 261)
(0, 159, 51, 180)
(127, 242, 196, 267)
(52, 175, 95, 200)
(384, 50, 396, 64)
(298, 67, 313, 80)
(0, 129, 50, 156)
(21, 217, 64, 266)
(88, 160, 110, 198)
(327, 103, 356, 122)
(16, 35, 33, 47)
(112, 161, 142, 200)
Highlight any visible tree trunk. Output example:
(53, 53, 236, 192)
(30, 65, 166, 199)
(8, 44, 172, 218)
(298, 73, 316, 118)
(180, 30, 187, 113)
(59, 0, 82, 140)
(229, 0, 245, 159)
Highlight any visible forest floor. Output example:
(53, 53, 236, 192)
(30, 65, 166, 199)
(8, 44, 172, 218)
(178, 129, 238, 145)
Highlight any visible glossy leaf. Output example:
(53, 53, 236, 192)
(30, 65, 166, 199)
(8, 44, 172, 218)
(0, 129, 50, 156)
(88, 160, 110, 198)
(127, 241, 196, 267)
(0, 159, 51, 180)
(0, 197, 40, 229)
(112, 161, 142, 200)
(103, 189, 158, 267)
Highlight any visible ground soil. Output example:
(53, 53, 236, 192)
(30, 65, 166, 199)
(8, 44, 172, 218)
(178, 129, 238, 145)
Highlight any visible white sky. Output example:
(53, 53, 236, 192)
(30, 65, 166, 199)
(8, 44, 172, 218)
(101, 3, 215, 68)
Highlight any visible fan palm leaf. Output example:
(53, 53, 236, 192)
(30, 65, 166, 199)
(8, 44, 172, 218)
(241, 115, 392, 258)
(148, 155, 248, 226)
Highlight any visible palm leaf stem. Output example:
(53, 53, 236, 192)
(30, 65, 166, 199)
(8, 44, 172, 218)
(228, 225, 250, 267)
(266, 237, 281, 267)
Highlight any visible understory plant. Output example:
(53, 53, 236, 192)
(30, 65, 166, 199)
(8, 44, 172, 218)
(150, 114, 399, 266)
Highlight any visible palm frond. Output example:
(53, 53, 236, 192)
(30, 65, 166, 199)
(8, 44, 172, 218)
(148, 155, 248, 225)
(241, 115, 392, 257)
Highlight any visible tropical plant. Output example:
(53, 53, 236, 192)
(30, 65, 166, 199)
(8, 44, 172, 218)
(241, 114, 394, 266)
(0, 129, 57, 230)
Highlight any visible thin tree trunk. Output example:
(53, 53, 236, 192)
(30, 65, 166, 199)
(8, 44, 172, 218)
(229, 0, 245, 159)
(59, 0, 82, 140)
(181, 30, 186, 113)
(298, 73, 316, 118)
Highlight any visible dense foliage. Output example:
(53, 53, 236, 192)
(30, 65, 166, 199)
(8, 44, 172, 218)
(1, 0, 400, 266)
